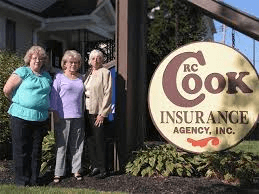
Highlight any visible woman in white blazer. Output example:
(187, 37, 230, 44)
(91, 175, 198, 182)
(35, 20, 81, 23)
(84, 49, 112, 179)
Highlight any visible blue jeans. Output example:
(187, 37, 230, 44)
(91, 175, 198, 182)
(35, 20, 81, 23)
(11, 116, 48, 186)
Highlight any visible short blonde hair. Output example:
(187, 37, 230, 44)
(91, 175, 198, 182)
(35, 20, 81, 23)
(88, 49, 104, 65)
(24, 46, 48, 69)
(61, 50, 82, 70)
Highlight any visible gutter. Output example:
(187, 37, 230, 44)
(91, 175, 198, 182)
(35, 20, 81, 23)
(0, 1, 44, 22)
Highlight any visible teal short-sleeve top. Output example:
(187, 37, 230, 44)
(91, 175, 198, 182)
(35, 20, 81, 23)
(8, 66, 52, 121)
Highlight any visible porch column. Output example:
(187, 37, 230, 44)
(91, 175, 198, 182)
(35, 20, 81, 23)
(115, 0, 147, 168)
(32, 30, 38, 45)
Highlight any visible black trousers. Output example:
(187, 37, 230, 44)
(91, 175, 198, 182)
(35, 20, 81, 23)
(85, 112, 108, 173)
(10, 116, 48, 186)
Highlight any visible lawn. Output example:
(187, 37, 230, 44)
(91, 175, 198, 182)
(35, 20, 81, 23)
(230, 140, 259, 156)
(0, 185, 125, 194)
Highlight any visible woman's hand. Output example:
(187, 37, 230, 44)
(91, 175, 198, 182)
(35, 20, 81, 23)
(95, 115, 104, 127)
(3, 74, 22, 101)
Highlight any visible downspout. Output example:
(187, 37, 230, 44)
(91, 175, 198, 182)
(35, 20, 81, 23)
(33, 21, 46, 45)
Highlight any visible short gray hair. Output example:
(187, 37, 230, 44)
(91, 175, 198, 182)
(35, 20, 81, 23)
(88, 49, 104, 65)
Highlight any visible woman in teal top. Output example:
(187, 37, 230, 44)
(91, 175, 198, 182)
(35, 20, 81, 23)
(3, 45, 52, 186)
(8, 65, 51, 121)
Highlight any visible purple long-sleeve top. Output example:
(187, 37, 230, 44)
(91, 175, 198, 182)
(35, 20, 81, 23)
(50, 72, 84, 119)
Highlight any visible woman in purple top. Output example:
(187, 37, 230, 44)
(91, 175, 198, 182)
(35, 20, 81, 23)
(50, 50, 84, 183)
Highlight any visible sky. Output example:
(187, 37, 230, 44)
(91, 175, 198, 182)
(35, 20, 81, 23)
(213, 0, 259, 72)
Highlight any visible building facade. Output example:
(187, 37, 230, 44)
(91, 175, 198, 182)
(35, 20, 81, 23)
(0, 0, 115, 72)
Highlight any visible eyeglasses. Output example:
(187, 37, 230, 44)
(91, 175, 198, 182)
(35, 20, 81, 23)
(31, 57, 44, 62)
(67, 61, 79, 65)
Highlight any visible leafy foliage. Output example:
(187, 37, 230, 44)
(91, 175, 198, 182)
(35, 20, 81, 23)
(41, 130, 56, 174)
(147, 0, 207, 67)
(0, 51, 24, 143)
(192, 151, 259, 183)
(125, 144, 259, 184)
(126, 144, 194, 177)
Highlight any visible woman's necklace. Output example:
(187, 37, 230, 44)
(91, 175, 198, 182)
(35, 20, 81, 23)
(30, 67, 41, 76)
(64, 71, 78, 80)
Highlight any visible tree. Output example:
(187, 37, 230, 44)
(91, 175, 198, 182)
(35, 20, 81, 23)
(147, 0, 207, 67)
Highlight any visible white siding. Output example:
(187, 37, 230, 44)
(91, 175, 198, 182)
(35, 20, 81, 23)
(16, 22, 34, 55)
(203, 16, 216, 41)
(0, 7, 41, 55)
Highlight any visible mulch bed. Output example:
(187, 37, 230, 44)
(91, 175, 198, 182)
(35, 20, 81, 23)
(1, 160, 259, 193)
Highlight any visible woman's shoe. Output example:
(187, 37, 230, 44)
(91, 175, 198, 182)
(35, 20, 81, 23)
(53, 176, 61, 183)
(87, 168, 100, 177)
(74, 172, 83, 181)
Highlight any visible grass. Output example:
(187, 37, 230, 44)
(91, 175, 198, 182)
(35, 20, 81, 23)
(0, 185, 126, 194)
(230, 140, 259, 156)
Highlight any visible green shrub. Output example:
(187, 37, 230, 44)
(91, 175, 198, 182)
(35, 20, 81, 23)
(41, 130, 56, 174)
(192, 151, 259, 183)
(0, 51, 24, 143)
(125, 143, 259, 184)
(126, 144, 194, 177)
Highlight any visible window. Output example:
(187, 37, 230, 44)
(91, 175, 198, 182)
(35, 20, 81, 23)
(6, 19, 16, 52)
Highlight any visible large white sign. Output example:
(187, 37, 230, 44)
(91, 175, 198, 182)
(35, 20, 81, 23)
(148, 42, 259, 153)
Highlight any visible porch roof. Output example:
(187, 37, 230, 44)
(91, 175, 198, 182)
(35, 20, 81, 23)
(3, 0, 57, 14)
(0, 0, 115, 39)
